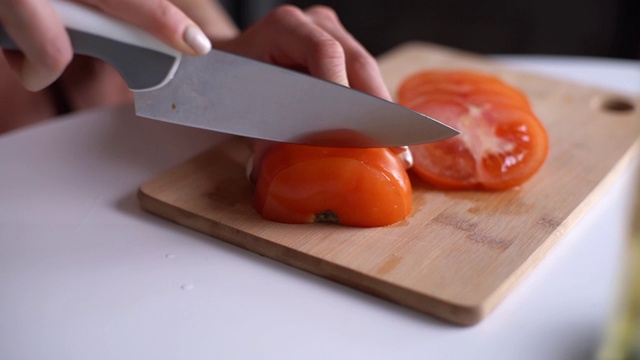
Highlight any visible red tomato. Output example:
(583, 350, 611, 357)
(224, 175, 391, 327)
(398, 70, 548, 190)
(253, 143, 412, 227)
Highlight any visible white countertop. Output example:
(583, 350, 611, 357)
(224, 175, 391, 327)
(1, 55, 639, 360)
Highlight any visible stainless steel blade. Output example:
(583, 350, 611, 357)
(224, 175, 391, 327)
(134, 49, 458, 147)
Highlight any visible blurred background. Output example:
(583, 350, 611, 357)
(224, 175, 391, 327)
(220, 0, 640, 59)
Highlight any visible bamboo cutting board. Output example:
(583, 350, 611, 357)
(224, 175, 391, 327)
(138, 43, 640, 325)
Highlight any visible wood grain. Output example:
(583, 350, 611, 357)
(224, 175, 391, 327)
(138, 43, 640, 325)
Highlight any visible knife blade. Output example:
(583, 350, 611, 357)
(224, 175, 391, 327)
(0, 0, 458, 147)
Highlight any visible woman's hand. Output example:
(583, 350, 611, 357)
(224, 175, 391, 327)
(215, 5, 391, 101)
(0, 0, 216, 91)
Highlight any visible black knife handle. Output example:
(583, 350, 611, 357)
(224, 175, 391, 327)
(0, 0, 181, 91)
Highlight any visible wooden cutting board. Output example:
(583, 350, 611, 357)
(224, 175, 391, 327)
(138, 42, 640, 325)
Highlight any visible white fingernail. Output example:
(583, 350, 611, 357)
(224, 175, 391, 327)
(184, 25, 211, 55)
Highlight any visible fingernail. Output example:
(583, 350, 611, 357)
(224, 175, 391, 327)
(184, 25, 211, 55)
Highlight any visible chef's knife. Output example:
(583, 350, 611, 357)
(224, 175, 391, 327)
(0, 0, 458, 147)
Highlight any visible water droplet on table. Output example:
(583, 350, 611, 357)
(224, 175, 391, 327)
(181, 283, 195, 291)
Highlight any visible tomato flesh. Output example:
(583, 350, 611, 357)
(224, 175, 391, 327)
(399, 71, 549, 190)
(253, 144, 412, 227)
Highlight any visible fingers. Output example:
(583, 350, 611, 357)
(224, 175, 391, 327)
(255, 5, 349, 87)
(305, 6, 392, 101)
(78, 0, 211, 56)
(0, 0, 213, 91)
(224, 5, 390, 100)
(171, 0, 239, 42)
(0, 0, 73, 91)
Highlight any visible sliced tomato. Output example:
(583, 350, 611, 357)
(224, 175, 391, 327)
(399, 71, 532, 111)
(398, 70, 549, 190)
(253, 144, 412, 227)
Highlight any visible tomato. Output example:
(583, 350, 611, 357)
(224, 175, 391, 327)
(398, 71, 532, 111)
(252, 143, 412, 227)
(397, 70, 549, 190)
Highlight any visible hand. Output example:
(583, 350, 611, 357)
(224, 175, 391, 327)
(0, 0, 219, 92)
(214, 5, 392, 101)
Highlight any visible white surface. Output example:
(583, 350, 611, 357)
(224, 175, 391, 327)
(1, 56, 639, 360)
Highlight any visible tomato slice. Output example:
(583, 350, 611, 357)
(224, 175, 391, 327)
(253, 144, 412, 227)
(398, 70, 549, 190)
(399, 71, 532, 111)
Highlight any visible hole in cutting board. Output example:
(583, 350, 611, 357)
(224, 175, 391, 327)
(592, 96, 636, 114)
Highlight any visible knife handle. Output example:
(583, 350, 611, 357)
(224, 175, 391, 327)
(0, 0, 181, 91)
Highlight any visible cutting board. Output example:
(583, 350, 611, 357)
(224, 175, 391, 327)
(138, 42, 640, 325)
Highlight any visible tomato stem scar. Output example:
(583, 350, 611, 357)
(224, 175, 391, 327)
(314, 210, 339, 224)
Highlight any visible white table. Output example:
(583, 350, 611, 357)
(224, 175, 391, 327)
(1, 55, 639, 360)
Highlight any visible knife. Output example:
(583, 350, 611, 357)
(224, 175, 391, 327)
(0, 0, 458, 147)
